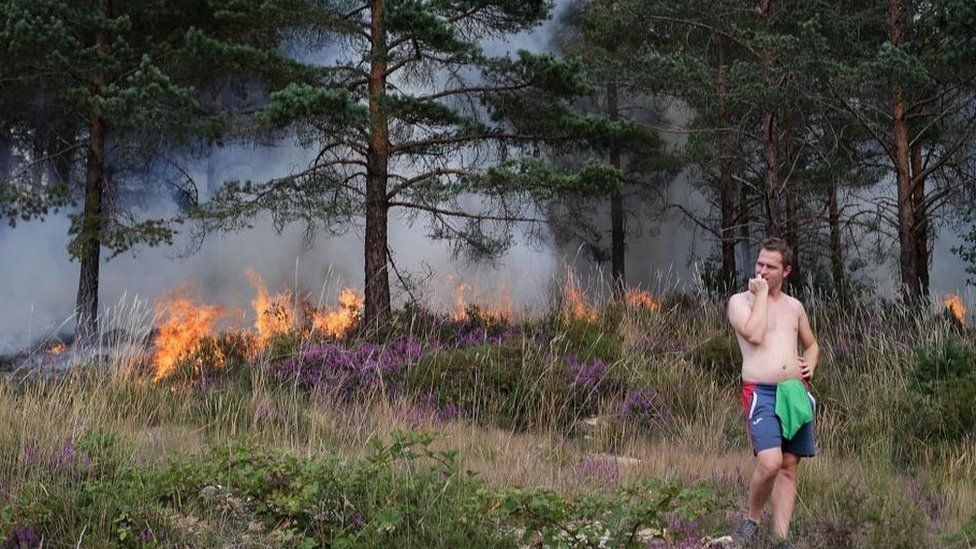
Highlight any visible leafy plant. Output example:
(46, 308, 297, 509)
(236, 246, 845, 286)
(911, 337, 974, 388)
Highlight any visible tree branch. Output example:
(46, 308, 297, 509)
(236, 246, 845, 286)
(414, 83, 529, 102)
(387, 167, 471, 199)
(388, 200, 542, 223)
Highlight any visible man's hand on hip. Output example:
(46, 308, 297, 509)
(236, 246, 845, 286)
(799, 356, 815, 380)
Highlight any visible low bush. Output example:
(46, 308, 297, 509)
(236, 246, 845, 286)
(911, 337, 974, 389)
(1, 429, 718, 548)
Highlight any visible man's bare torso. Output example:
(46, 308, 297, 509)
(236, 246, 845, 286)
(731, 291, 804, 383)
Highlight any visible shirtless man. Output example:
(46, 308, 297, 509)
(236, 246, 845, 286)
(726, 237, 820, 547)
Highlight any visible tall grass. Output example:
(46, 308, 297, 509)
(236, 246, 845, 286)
(1, 279, 974, 546)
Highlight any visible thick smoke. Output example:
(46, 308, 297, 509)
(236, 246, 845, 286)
(2, 1, 972, 353)
(0, 8, 573, 354)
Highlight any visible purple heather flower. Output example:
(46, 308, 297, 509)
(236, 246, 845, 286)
(274, 337, 427, 399)
(487, 326, 521, 345)
(620, 388, 670, 429)
(440, 403, 460, 421)
(10, 525, 38, 548)
(568, 357, 609, 391)
(349, 512, 364, 528)
(456, 326, 487, 347)
(407, 393, 460, 424)
(22, 443, 38, 465)
(909, 479, 948, 526)
(833, 340, 854, 361)
(576, 456, 620, 484)
(666, 515, 699, 540)
(51, 437, 74, 468)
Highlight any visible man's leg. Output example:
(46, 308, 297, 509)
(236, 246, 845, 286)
(748, 448, 783, 523)
(770, 452, 801, 540)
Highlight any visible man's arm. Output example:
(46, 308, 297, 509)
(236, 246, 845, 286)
(797, 304, 820, 379)
(728, 291, 768, 345)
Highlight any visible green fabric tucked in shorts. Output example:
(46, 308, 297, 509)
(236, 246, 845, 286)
(775, 379, 814, 440)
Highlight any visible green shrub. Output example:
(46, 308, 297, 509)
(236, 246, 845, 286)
(404, 341, 598, 431)
(1, 429, 172, 547)
(689, 334, 741, 381)
(912, 338, 974, 389)
(264, 330, 304, 362)
(497, 478, 715, 547)
(894, 338, 976, 459)
(940, 517, 976, 546)
(798, 474, 933, 548)
(558, 310, 623, 365)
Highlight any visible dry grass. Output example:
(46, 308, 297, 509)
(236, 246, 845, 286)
(2, 282, 975, 546)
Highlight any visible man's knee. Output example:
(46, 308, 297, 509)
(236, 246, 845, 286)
(756, 450, 783, 479)
(779, 452, 801, 481)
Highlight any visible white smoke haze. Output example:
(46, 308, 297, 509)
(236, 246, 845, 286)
(2, 142, 972, 357)
(3, 1, 974, 353)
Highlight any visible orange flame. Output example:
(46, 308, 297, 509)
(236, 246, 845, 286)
(312, 288, 364, 339)
(152, 288, 225, 381)
(943, 293, 966, 325)
(562, 271, 596, 322)
(624, 289, 661, 312)
(246, 269, 295, 350)
(448, 277, 512, 322)
(452, 281, 471, 321)
(46, 342, 67, 356)
(494, 287, 513, 321)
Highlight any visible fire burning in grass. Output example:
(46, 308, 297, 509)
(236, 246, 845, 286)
(46, 342, 68, 356)
(942, 293, 966, 325)
(153, 287, 225, 381)
(452, 280, 472, 322)
(246, 269, 295, 349)
(562, 271, 596, 322)
(449, 277, 513, 323)
(312, 288, 364, 339)
(624, 289, 661, 312)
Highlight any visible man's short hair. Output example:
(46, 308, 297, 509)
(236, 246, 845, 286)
(760, 237, 793, 269)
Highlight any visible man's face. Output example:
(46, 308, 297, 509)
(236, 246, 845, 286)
(755, 249, 791, 289)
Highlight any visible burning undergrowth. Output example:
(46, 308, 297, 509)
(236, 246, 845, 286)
(144, 272, 365, 384)
(4, 271, 678, 433)
(132, 268, 667, 432)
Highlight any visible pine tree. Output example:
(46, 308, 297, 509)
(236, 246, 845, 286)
(202, 0, 624, 328)
(553, 0, 673, 296)
(819, 0, 976, 302)
(0, 0, 315, 343)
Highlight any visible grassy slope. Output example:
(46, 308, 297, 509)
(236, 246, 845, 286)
(1, 291, 974, 547)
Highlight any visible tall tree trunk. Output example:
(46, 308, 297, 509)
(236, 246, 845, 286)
(75, 5, 109, 345)
(364, 0, 392, 329)
(785, 190, 800, 288)
(911, 142, 929, 296)
(607, 81, 625, 297)
(827, 180, 845, 303)
(717, 35, 737, 291)
(890, 0, 921, 302)
(0, 130, 12, 180)
(75, 114, 105, 345)
(738, 182, 752, 275)
(782, 118, 799, 288)
(759, 0, 782, 237)
(762, 111, 782, 237)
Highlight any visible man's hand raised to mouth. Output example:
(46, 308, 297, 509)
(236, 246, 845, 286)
(749, 276, 769, 297)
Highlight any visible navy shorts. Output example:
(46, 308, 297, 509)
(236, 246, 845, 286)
(741, 382, 816, 457)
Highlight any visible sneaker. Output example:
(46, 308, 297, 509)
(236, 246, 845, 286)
(730, 518, 759, 546)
